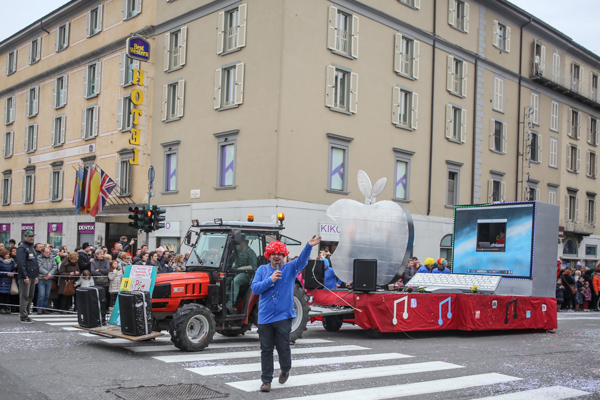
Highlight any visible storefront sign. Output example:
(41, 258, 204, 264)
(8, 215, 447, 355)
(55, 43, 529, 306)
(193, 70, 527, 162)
(319, 223, 340, 242)
(27, 143, 95, 164)
(126, 37, 151, 62)
(78, 223, 95, 234)
(0, 224, 9, 233)
(155, 221, 180, 237)
(22, 224, 34, 233)
(48, 223, 63, 233)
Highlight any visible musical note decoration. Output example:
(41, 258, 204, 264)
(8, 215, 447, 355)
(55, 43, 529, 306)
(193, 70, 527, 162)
(392, 296, 409, 325)
(504, 299, 518, 324)
(438, 297, 452, 326)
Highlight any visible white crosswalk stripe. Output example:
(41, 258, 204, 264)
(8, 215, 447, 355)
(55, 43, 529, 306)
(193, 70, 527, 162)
(154, 345, 370, 363)
(123, 338, 332, 352)
(472, 386, 591, 400)
(276, 373, 521, 400)
(228, 361, 465, 392)
(31, 318, 78, 322)
(187, 352, 412, 376)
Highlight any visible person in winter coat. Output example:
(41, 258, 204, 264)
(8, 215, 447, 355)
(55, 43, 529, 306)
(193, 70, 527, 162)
(172, 254, 186, 272)
(117, 252, 132, 271)
(582, 281, 592, 311)
(133, 251, 148, 266)
(77, 243, 92, 273)
(561, 269, 575, 311)
(16, 231, 39, 323)
(556, 278, 564, 309)
(108, 260, 123, 308)
(75, 270, 95, 289)
(36, 247, 58, 314)
(58, 253, 80, 311)
(90, 249, 110, 298)
(417, 258, 436, 273)
(0, 250, 17, 314)
(592, 267, 600, 311)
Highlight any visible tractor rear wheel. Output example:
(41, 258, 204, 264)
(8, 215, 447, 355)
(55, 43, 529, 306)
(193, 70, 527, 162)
(170, 304, 215, 352)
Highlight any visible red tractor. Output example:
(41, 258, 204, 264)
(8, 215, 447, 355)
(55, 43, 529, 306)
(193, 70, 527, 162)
(151, 217, 309, 352)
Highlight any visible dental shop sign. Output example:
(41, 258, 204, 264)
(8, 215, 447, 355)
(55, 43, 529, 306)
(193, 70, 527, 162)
(126, 37, 151, 62)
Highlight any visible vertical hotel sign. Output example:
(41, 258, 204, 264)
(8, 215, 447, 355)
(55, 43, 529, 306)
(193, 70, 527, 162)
(125, 37, 151, 165)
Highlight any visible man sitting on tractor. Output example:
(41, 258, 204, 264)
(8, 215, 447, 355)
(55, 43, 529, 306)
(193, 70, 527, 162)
(251, 235, 321, 392)
(226, 238, 258, 312)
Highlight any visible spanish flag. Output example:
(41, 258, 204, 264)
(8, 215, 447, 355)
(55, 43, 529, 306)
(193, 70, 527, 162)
(85, 168, 101, 216)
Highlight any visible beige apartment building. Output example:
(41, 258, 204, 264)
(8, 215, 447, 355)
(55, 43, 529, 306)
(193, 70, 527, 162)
(0, 0, 156, 250)
(144, 0, 600, 266)
(2, 0, 598, 266)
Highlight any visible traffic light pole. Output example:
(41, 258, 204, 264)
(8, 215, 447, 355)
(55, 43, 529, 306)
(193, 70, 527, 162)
(146, 166, 155, 247)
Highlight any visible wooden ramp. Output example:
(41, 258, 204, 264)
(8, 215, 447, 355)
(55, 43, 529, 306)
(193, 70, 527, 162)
(73, 324, 165, 342)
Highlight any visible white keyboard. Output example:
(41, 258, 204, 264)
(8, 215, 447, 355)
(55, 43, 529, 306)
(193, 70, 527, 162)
(406, 273, 501, 293)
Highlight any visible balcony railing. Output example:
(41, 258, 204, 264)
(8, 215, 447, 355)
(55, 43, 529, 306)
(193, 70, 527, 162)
(563, 220, 594, 235)
(531, 59, 600, 107)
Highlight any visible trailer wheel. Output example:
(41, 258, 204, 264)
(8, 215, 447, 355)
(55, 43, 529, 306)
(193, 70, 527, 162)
(170, 304, 215, 352)
(290, 284, 309, 342)
(323, 315, 343, 332)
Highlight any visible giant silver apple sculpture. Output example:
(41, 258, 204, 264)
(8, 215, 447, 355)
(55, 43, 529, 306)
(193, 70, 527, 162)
(327, 170, 414, 286)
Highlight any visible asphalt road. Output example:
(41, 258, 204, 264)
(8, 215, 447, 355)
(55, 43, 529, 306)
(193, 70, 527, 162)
(0, 310, 599, 400)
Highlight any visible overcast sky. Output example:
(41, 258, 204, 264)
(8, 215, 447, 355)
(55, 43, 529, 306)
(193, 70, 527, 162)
(0, 0, 599, 56)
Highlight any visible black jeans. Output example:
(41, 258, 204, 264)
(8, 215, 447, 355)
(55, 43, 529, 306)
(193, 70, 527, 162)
(258, 318, 292, 383)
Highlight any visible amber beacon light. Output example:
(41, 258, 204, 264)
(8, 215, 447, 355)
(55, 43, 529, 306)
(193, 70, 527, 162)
(247, 214, 254, 222)
(277, 213, 285, 223)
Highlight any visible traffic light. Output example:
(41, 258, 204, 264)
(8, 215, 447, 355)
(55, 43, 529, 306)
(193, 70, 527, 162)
(143, 208, 155, 233)
(128, 206, 146, 230)
(152, 205, 166, 230)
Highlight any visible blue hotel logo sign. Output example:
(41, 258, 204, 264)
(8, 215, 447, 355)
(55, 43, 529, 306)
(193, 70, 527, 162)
(126, 37, 151, 62)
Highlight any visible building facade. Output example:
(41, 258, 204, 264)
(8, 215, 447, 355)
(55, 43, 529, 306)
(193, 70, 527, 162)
(2, 0, 599, 266)
(146, 0, 600, 265)
(0, 0, 156, 250)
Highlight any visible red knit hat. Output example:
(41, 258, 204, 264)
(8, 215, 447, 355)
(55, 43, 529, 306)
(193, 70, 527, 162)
(264, 240, 289, 259)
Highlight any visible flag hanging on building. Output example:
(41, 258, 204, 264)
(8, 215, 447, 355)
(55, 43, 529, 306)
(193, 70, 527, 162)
(79, 166, 89, 213)
(90, 168, 116, 217)
(72, 167, 84, 214)
(85, 168, 101, 215)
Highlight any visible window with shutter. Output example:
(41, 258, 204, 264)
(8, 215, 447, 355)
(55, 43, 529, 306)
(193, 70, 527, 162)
(550, 101, 559, 132)
(549, 137, 558, 168)
(327, 6, 358, 59)
(530, 92, 539, 125)
(325, 65, 355, 115)
(493, 77, 504, 112)
(123, 0, 142, 20)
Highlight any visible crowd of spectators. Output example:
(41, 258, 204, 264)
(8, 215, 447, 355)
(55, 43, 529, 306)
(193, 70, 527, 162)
(557, 260, 600, 312)
(0, 234, 191, 322)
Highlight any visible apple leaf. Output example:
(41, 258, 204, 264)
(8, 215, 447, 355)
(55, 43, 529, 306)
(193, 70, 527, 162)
(357, 170, 372, 200)
(371, 178, 387, 199)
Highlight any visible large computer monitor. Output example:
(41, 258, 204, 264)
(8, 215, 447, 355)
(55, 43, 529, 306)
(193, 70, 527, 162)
(453, 203, 534, 279)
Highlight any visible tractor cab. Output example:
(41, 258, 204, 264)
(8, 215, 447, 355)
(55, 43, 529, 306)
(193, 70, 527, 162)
(184, 218, 300, 319)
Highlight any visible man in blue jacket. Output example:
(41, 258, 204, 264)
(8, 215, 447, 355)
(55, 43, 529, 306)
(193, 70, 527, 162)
(251, 235, 321, 393)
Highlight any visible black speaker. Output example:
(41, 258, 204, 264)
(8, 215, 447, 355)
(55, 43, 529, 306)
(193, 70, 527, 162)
(303, 260, 325, 289)
(353, 259, 377, 292)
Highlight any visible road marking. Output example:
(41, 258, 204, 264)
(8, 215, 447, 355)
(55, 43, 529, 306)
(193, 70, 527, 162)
(557, 317, 600, 320)
(101, 337, 172, 344)
(228, 361, 464, 392)
(471, 386, 590, 399)
(187, 352, 413, 376)
(46, 322, 79, 326)
(154, 345, 370, 363)
(31, 318, 79, 322)
(276, 373, 521, 400)
(0, 331, 43, 334)
(123, 338, 332, 352)
(27, 314, 77, 318)
(61, 327, 80, 331)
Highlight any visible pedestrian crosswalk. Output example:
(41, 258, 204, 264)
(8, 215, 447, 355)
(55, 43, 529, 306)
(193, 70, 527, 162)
(28, 314, 591, 399)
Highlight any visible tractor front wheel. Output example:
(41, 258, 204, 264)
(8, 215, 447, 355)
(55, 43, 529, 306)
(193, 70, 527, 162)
(170, 304, 215, 352)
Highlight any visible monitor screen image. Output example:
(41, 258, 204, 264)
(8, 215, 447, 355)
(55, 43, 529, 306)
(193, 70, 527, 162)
(452, 203, 534, 279)
(476, 219, 507, 252)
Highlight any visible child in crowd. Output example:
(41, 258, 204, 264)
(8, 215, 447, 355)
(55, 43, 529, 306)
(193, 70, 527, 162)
(75, 270, 95, 289)
(556, 278, 564, 310)
(582, 281, 592, 311)
(108, 260, 123, 308)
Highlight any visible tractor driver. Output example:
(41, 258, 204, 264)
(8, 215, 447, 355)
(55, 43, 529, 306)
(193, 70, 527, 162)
(226, 238, 258, 312)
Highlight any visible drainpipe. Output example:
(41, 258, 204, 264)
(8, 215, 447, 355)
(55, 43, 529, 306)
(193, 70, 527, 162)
(471, 57, 478, 204)
(516, 18, 533, 200)
(40, 20, 50, 35)
(427, 0, 437, 216)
